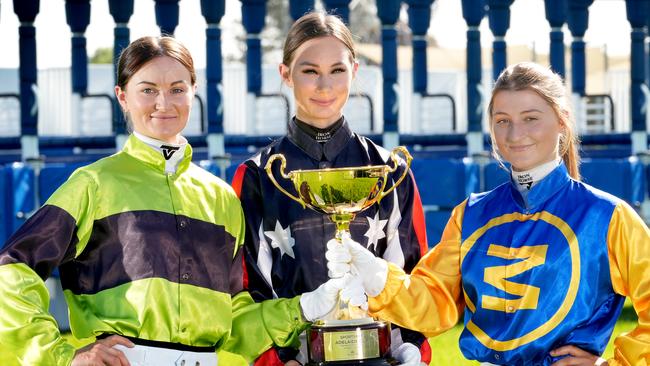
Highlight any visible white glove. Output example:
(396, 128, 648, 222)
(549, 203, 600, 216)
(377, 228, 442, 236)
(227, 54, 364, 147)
(392, 343, 423, 366)
(325, 234, 388, 297)
(300, 274, 351, 321)
(340, 275, 368, 311)
(325, 237, 352, 278)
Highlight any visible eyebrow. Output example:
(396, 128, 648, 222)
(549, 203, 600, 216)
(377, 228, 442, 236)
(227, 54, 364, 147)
(520, 108, 543, 114)
(297, 61, 346, 68)
(136, 80, 188, 86)
(492, 108, 543, 115)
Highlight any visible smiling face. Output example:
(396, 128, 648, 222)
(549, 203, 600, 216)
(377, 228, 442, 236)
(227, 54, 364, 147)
(491, 89, 564, 172)
(115, 56, 196, 144)
(279, 36, 358, 129)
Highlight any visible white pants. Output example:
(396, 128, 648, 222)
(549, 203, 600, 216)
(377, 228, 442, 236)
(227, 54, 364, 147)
(113, 344, 218, 366)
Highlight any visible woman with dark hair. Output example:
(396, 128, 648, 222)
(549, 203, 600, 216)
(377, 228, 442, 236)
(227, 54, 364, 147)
(232, 12, 431, 366)
(0, 36, 347, 366)
(328, 62, 650, 365)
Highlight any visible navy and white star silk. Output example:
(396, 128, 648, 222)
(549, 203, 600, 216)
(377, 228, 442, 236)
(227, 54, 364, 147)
(232, 117, 431, 364)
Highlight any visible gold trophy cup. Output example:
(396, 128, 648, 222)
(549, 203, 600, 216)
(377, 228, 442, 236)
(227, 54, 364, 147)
(265, 146, 413, 366)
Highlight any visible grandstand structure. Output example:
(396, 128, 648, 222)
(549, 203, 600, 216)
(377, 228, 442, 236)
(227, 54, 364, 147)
(1, 0, 649, 329)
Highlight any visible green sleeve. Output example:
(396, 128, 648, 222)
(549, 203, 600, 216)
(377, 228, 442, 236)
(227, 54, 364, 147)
(0, 263, 75, 365)
(223, 292, 309, 362)
(0, 170, 96, 365)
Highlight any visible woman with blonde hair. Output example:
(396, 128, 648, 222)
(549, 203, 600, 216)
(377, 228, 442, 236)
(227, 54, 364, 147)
(328, 62, 650, 365)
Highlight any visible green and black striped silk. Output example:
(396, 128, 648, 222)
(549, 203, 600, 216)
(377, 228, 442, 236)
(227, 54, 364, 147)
(0, 135, 307, 365)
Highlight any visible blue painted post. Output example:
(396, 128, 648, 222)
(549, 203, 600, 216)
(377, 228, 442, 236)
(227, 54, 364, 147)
(487, 0, 513, 81)
(566, 0, 593, 133)
(407, 0, 434, 134)
(566, 0, 593, 96)
(544, 0, 567, 78)
(289, 0, 315, 20)
(13, 0, 40, 160)
(322, 0, 351, 24)
(461, 0, 486, 155)
(241, 0, 266, 134)
(108, 0, 133, 148)
(646, 6, 650, 91)
(201, 0, 226, 160)
(65, 0, 90, 95)
(407, 0, 434, 94)
(154, 0, 180, 35)
(626, 0, 649, 153)
(65, 0, 91, 139)
(377, 0, 401, 148)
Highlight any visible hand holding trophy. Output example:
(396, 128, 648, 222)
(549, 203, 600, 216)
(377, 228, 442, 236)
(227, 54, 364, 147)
(265, 146, 413, 366)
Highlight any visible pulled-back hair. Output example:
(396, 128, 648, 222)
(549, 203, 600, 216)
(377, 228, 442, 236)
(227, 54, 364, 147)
(488, 62, 581, 180)
(282, 12, 356, 66)
(117, 36, 196, 89)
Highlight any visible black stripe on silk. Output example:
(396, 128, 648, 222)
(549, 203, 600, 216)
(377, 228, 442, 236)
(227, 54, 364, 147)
(97, 333, 216, 352)
(59, 210, 240, 295)
(0, 205, 79, 280)
(229, 246, 244, 295)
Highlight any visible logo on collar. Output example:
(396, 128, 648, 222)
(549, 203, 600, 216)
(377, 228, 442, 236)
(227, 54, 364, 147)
(160, 145, 180, 160)
(516, 173, 534, 190)
(315, 131, 331, 142)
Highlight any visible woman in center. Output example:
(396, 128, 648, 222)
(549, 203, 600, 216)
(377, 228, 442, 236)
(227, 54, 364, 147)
(232, 12, 431, 366)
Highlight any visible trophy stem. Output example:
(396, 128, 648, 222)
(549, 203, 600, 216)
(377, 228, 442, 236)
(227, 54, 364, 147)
(331, 213, 355, 242)
(329, 212, 372, 321)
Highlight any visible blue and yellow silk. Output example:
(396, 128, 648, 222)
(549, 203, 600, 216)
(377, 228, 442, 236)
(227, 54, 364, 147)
(369, 163, 650, 366)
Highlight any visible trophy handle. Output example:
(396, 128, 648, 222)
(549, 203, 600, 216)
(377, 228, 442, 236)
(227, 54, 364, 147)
(264, 154, 306, 208)
(379, 146, 413, 200)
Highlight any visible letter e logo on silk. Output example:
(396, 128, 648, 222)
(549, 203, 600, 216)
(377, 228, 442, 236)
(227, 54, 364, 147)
(482, 244, 548, 312)
(461, 211, 581, 351)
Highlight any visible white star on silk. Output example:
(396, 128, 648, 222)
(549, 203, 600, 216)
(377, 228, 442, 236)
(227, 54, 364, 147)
(364, 211, 388, 250)
(256, 222, 277, 298)
(264, 221, 296, 259)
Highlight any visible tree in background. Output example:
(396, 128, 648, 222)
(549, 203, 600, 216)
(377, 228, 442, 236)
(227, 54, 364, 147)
(90, 47, 114, 64)
(261, 0, 291, 63)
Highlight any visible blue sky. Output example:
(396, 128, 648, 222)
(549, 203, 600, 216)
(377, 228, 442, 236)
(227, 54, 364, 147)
(0, 0, 631, 69)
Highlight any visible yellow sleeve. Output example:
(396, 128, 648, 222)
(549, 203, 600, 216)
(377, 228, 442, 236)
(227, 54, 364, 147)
(606, 202, 650, 366)
(368, 200, 466, 338)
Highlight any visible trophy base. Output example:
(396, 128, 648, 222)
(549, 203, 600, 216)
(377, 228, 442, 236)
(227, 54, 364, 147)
(305, 358, 398, 366)
(307, 318, 393, 365)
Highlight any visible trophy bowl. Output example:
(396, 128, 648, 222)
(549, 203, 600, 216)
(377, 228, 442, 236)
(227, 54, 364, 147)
(265, 146, 412, 238)
(265, 146, 412, 366)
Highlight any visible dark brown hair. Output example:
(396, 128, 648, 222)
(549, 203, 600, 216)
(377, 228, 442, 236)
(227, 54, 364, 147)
(488, 62, 581, 180)
(282, 12, 356, 67)
(117, 36, 196, 89)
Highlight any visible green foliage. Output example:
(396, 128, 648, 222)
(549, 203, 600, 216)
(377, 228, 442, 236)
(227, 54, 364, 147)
(90, 47, 114, 64)
(428, 324, 479, 365)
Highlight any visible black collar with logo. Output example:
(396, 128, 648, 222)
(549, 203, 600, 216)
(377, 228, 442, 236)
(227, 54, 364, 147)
(286, 116, 353, 162)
